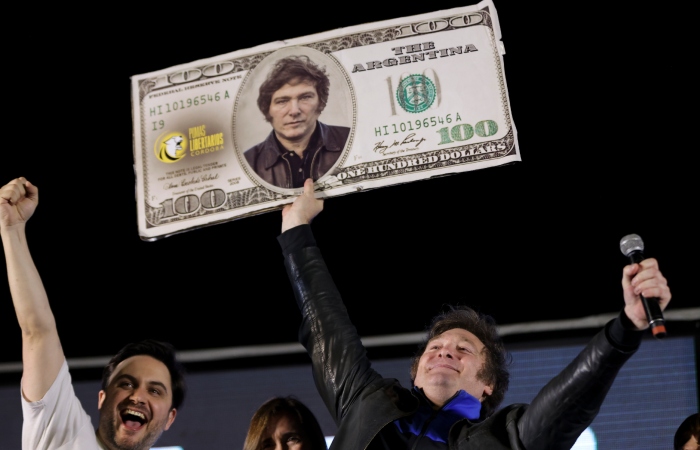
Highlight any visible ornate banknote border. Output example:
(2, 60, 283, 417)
(137, 6, 514, 229)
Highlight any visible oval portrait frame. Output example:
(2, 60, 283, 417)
(233, 45, 355, 194)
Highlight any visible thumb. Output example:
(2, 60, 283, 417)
(24, 180, 39, 203)
(303, 178, 315, 196)
(621, 263, 643, 310)
(621, 263, 639, 289)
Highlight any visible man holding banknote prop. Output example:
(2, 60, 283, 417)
(277, 178, 672, 449)
(0, 177, 186, 450)
(244, 55, 350, 189)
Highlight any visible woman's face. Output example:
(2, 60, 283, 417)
(260, 411, 309, 450)
(679, 435, 698, 450)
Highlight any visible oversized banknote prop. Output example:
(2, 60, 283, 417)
(131, 0, 520, 240)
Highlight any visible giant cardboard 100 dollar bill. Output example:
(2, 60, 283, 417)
(131, 0, 519, 240)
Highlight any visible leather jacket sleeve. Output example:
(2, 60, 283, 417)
(284, 245, 385, 423)
(515, 317, 641, 450)
(281, 226, 643, 449)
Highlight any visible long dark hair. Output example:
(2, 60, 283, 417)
(243, 396, 328, 450)
(674, 413, 699, 450)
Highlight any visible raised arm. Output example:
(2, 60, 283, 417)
(279, 180, 403, 439)
(0, 177, 64, 402)
(517, 258, 672, 449)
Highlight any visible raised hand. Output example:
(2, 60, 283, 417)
(281, 178, 324, 233)
(0, 177, 38, 230)
(621, 257, 672, 330)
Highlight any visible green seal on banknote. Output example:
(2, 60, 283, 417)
(396, 74, 436, 114)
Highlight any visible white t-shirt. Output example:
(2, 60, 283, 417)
(21, 359, 106, 450)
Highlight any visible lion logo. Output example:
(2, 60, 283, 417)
(154, 133, 188, 163)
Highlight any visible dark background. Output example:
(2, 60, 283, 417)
(1, 1, 696, 378)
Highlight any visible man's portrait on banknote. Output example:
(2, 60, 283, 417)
(234, 46, 354, 191)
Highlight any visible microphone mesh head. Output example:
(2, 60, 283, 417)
(620, 234, 644, 256)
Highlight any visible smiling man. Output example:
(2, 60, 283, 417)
(277, 179, 674, 450)
(243, 55, 350, 189)
(0, 177, 186, 450)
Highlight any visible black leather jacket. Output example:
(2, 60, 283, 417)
(244, 121, 349, 189)
(281, 227, 643, 450)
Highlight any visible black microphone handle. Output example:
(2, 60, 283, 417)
(628, 250, 667, 339)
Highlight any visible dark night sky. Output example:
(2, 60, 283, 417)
(1, 1, 695, 376)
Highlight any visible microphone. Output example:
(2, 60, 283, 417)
(619, 234, 667, 339)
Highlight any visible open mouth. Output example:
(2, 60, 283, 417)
(121, 409, 148, 431)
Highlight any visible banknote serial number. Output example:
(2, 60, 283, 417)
(375, 113, 462, 136)
(149, 92, 230, 117)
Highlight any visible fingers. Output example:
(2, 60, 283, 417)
(629, 258, 658, 287)
(633, 258, 671, 308)
(0, 177, 29, 204)
(624, 258, 672, 309)
(299, 179, 323, 214)
(280, 179, 322, 233)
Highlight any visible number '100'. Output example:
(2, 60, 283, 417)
(160, 189, 226, 218)
(436, 120, 498, 145)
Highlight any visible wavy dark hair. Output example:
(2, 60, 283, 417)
(674, 413, 699, 450)
(101, 339, 187, 410)
(409, 305, 510, 419)
(257, 55, 330, 122)
(244, 396, 328, 450)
